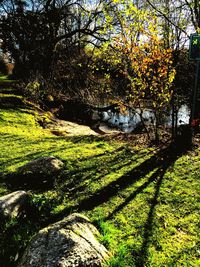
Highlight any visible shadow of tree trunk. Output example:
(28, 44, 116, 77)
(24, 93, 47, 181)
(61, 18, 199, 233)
(135, 143, 187, 267)
(52, 141, 187, 224)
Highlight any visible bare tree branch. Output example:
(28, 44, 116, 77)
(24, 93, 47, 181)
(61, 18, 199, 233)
(146, 0, 189, 37)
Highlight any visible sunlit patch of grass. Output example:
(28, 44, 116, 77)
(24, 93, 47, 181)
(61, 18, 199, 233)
(0, 93, 199, 267)
(85, 151, 200, 267)
(0, 75, 14, 82)
(0, 75, 8, 81)
(0, 75, 8, 80)
(0, 106, 120, 173)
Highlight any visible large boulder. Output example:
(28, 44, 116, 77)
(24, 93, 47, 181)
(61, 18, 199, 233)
(5, 157, 64, 191)
(0, 191, 29, 218)
(18, 213, 109, 267)
(18, 156, 64, 175)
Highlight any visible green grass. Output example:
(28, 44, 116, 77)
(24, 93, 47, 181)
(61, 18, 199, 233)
(0, 75, 9, 81)
(0, 92, 199, 267)
(0, 75, 15, 82)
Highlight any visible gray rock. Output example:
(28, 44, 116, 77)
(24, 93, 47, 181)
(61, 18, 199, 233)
(0, 191, 29, 218)
(4, 157, 64, 191)
(18, 213, 109, 267)
(18, 156, 64, 176)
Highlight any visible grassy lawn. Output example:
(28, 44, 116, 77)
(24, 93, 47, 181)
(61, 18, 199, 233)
(0, 75, 15, 82)
(0, 92, 199, 266)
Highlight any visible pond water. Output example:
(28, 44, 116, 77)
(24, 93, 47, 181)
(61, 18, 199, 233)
(101, 105, 190, 133)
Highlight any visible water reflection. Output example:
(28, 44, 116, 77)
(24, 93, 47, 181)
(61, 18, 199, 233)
(101, 105, 190, 133)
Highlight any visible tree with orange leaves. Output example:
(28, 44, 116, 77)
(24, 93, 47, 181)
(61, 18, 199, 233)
(98, 0, 176, 141)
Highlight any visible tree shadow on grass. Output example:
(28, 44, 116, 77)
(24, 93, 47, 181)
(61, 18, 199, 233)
(137, 142, 191, 266)
(135, 160, 176, 266)
(1, 137, 189, 266)
(103, 142, 188, 267)
(0, 145, 69, 170)
(53, 142, 187, 225)
(105, 142, 185, 218)
(77, 143, 185, 212)
(75, 142, 187, 267)
(60, 147, 132, 195)
(137, 174, 166, 266)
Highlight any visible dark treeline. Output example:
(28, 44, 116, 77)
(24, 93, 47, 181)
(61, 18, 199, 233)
(0, 0, 198, 141)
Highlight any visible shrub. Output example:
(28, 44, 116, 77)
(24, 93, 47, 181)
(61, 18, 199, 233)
(0, 56, 8, 75)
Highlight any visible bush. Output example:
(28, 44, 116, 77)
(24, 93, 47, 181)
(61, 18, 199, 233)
(0, 57, 8, 75)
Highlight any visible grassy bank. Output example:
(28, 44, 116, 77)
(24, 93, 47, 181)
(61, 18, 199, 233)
(0, 86, 199, 266)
